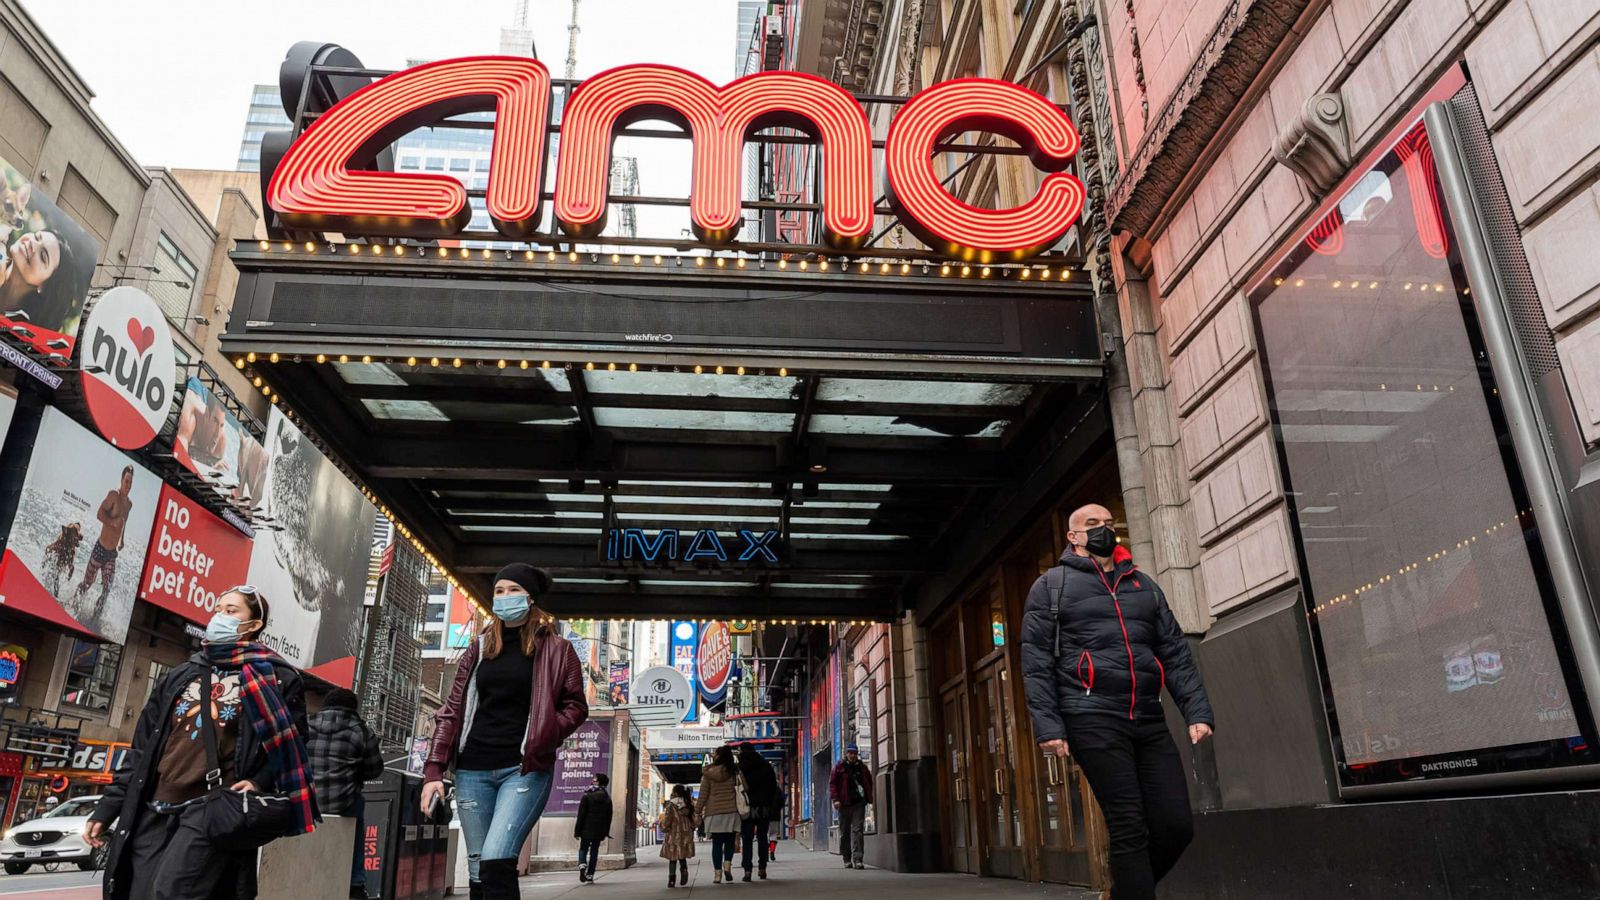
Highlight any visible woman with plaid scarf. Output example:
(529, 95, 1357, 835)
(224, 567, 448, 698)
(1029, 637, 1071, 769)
(85, 586, 318, 900)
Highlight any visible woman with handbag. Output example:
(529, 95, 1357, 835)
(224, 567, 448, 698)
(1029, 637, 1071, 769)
(84, 586, 317, 900)
(736, 744, 780, 881)
(657, 784, 695, 888)
(420, 564, 588, 900)
(695, 744, 743, 884)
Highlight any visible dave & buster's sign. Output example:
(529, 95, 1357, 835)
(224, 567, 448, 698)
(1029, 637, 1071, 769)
(266, 59, 1085, 260)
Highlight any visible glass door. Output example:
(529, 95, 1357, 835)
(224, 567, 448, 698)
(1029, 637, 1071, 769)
(939, 688, 978, 873)
(973, 663, 1023, 878)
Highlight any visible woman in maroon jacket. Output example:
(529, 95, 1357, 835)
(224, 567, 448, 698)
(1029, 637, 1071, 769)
(421, 564, 588, 900)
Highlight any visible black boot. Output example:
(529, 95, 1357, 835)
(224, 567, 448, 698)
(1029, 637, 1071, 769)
(680, 861, 689, 885)
(669, 863, 677, 888)
(469, 881, 484, 900)
(479, 858, 521, 900)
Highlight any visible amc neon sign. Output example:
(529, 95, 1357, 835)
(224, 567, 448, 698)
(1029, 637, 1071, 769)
(267, 57, 1085, 261)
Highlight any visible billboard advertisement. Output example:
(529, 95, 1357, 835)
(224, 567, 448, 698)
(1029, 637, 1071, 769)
(608, 660, 630, 706)
(670, 620, 698, 722)
(0, 154, 99, 360)
(78, 286, 175, 450)
(246, 408, 377, 672)
(446, 588, 475, 650)
(547, 719, 612, 817)
(0, 408, 160, 642)
(139, 484, 253, 626)
(629, 665, 694, 725)
(174, 376, 269, 505)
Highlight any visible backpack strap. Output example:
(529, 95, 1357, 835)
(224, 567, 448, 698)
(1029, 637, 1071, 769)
(1046, 565, 1069, 660)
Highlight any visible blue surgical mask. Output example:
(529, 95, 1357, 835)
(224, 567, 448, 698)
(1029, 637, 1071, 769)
(205, 613, 246, 643)
(492, 593, 532, 625)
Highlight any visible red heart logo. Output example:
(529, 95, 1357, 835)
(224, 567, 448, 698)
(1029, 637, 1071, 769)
(126, 318, 155, 356)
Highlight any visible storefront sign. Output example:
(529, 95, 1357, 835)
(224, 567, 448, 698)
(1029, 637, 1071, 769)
(547, 719, 611, 816)
(0, 645, 24, 688)
(726, 713, 782, 741)
(604, 527, 780, 564)
(79, 287, 175, 449)
(267, 59, 1083, 260)
(0, 408, 161, 643)
(28, 740, 130, 775)
(630, 664, 693, 724)
(139, 485, 254, 626)
(698, 621, 732, 705)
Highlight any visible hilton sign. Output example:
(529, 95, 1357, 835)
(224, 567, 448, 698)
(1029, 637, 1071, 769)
(266, 58, 1085, 260)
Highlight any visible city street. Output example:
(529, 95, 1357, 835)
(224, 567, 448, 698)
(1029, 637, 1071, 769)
(0, 869, 100, 899)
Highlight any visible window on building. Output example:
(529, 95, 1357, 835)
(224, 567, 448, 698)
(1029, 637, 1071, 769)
(471, 177, 488, 191)
(473, 158, 490, 172)
(57, 167, 115, 253)
(60, 640, 121, 712)
(400, 156, 421, 169)
(148, 232, 199, 324)
(144, 660, 172, 704)
(424, 157, 445, 171)
(449, 158, 470, 172)
(0, 75, 48, 172)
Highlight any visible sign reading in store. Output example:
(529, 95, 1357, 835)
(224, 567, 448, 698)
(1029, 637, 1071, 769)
(79, 286, 176, 449)
(266, 58, 1084, 260)
(604, 527, 781, 564)
(697, 621, 733, 705)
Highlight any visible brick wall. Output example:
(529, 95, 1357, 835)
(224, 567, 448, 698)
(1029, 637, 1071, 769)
(1114, 0, 1600, 617)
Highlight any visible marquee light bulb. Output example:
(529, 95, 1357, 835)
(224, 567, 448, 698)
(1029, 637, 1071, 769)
(362, 355, 372, 363)
(269, 352, 280, 363)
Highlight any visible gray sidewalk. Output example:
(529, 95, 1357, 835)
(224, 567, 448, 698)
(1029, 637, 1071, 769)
(517, 842, 1100, 899)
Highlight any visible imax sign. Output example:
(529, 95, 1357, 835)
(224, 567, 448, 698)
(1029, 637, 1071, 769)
(604, 527, 781, 564)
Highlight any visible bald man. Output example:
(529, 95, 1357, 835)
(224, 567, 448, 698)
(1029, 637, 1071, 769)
(1020, 504, 1213, 900)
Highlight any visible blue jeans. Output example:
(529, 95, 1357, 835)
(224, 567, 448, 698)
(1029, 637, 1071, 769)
(455, 766, 554, 883)
(578, 837, 599, 876)
(711, 832, 736, 869)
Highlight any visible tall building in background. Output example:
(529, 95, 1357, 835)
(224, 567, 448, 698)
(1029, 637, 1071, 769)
(236, 84, 290, 173)
(734, 0, 764, 75)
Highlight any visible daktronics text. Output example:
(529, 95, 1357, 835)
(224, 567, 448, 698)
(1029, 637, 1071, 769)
(266, 58, 1085, 261)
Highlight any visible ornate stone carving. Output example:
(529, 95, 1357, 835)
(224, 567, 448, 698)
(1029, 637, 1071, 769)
(1061, 0, 1118, 294)
(1273, 92, 1349, 194)
(1105, 0, 1313, 237)
(830, 0, 887, 92)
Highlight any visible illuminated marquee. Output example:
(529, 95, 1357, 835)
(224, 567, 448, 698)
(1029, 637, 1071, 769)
(267, 57, 1083, 260)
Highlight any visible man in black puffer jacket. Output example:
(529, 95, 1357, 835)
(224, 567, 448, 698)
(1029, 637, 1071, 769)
(1021, 504, 1214, 900)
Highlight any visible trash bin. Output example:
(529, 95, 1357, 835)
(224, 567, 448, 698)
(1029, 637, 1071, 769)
(361, 768, 447, 900)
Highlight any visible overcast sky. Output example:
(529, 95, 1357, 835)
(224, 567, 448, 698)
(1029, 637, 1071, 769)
(22, 0, 740, 237)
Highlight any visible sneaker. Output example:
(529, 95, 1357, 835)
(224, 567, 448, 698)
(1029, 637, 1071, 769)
(854, 862, 865, 869)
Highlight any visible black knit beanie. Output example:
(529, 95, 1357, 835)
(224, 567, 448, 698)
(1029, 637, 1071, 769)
(495, 562, 553, 595)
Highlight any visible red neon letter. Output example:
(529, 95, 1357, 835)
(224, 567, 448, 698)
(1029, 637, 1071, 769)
(885, 79, 1085, 261)
(1393, 123, 1448, 260)
(268, 57, 550, 238)
(555, 65, 873, 248)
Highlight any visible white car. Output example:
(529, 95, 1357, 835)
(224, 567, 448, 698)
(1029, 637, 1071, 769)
(1, 795, 106, 875)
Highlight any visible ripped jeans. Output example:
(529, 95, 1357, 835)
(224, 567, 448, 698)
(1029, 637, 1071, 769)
(455, 766, 554, 882)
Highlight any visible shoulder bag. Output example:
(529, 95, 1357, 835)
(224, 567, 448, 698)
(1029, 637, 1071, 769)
(195, 665, 298, 850)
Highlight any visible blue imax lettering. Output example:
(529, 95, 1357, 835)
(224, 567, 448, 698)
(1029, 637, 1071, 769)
(604, 527, 782, 564)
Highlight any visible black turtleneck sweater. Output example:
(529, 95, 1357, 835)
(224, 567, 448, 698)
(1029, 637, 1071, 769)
(458, 626, 536, 770)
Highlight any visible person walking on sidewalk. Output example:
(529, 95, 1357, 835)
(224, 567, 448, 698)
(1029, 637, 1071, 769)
(828, 745, 873, 870)
(573, 773, 613, 883)
(308, 688, 386, 899)
(1020, 504, 1214, 900)
(657, 784, 695, 888)
(422, 564, 589, 900)
(736, 744, 779, 881)
(83, 586, 318, 900)
(695, 745, 742, 884)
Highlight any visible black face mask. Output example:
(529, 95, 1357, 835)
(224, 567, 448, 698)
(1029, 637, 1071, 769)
(1082, 525, 1118, 557)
